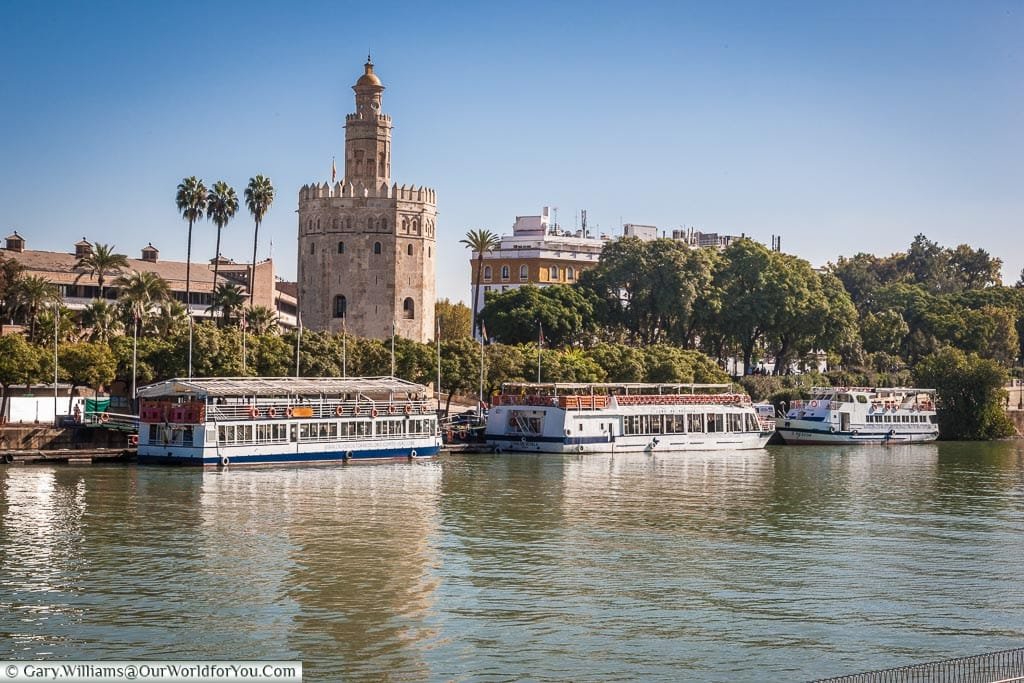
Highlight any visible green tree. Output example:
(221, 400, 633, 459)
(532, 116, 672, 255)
(438, 338, 483, 414)
(860, 309, 909, 355)
(244, 306, 278, 335)
(0, 334, 44, 420)
(459, 229, 500, 337)
(115, 270, 171, 333)
(588, 343, 646, 382)
(914, 347, 1014, 440)
(244, 175, 275, 308)
(0, 256, 24, 329)
(11, 274, 59, 342)
(712, 239, 780, 374)
(58, 341, 117, 412)
(435, 298, 471, 340)
(80, 299, 124, 343)
(153, 300, 189, 337)
(206, 283, 246, 327)
(175, 176, 208, 316)
(74, 242, 129, 300)
(481, 285, 594, 347)
(206, 180, 239, 285)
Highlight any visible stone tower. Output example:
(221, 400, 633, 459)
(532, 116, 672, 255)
(297, 58, 437, 343)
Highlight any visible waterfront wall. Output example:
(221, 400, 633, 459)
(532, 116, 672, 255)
(0, 426, 130, 451)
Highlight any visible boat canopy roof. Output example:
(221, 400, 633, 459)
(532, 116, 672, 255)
(499, 382, 733, 394)
(137, 376, 427, 400)
(810, 386, 936, 395)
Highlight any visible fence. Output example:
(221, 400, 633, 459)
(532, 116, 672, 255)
(814, 647, 1024, 683)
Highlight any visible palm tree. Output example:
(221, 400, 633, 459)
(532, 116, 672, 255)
(12, 275, 59, 341)
(74, 242, 129, 299)
(116, 270, 171, 333)
(244, 305, 279, 335)
(80, 299, 123, 343)
(206, 283, 246, 327)
(175, 177, 208, 315)
(244, 175, 275, 308)
(459, 229, 500, 337)
(206, 180, 239, 286)
(153, 300, 188, 337)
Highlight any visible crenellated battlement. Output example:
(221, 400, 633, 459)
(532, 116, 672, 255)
(345, 113, 392, 125)
(298, 180, 436, 205)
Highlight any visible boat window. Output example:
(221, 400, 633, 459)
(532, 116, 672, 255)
(746, 413, 759, 431)
(649, 415, 662, 434)
(856, 395, 868, 403)
(727, 413, 743, 432)
(706, 413, 724, 433)
(688, 413, 704, 433)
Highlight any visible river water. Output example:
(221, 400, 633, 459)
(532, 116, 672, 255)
(1, 442, 1022, 682)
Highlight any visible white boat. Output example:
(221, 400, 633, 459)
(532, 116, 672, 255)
(136, 376, 441, 466)
(484, 383, 774, 454)
(775, 386, 939, 445)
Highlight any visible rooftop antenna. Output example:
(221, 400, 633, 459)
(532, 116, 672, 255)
(581, 209, 588, 237)
(551, 206, 559, 232)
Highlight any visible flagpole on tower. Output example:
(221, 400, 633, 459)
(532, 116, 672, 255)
(331, 156, 337, 184)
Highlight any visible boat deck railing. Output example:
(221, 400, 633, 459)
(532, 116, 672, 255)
(493, 393, 752, 410)
(141, 398, 435, 424)
(811, 646, 1024, 682)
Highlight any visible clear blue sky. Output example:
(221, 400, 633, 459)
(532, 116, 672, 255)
(1, 1, 1021, 303)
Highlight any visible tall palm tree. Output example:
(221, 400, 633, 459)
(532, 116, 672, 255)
(12, 275, 59, 342)
(244, 305, 279, 335)
(175, 177, 208, 315)
(206, 283, 246, 328)
(206, 180, 239, 286)
(116, 270, 171, 333)
(74, 242, 129, 299)
(80, 299, 123, 343)
(244, 175, 275, 308)
(459, 229, 500, 337)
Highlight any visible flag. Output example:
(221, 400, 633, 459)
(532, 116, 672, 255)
(480, 319, 488, 343)
(331, 157, 337, 183)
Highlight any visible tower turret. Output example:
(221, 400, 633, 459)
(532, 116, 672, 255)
(345, 55, 392, 186)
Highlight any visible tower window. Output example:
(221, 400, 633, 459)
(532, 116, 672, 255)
(519, 265, 528, 281)
(310, 243, 316, 255)
(382, 218, 387, 231)
(483, 266, 492, 282)
(407, 244, 413, 256)
(403, 297, 415, 319)
(428, 247, 432, 258)
(501, 266, 510, 281)
(373, 242, 382, 255)
(549, 266, 558, 280)
(567, 267, 575, 281)
(337, 241, 345, 254)
(333, 295, 347, 319)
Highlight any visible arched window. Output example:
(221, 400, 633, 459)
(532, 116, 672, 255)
(549, 266, 558, 280)
(381, 218, 387, 231)
(333, 295, 347, 319)
(307, 219, 312, 230)
(483, 266, 492, 281)
(567, 266, 575, 281)
(368, 217, 374, 230)
(337, 241, 345, 254)
(519, 265, 528, 280)
(316, 219, 320, 230)
(402, 297, 415, 319)
(373, 242, 382, 255)
(428, 247, 432, 258)
(501, 265, 510, 280)
(310, 242, 316, 255)
(407, 244, 413, 256)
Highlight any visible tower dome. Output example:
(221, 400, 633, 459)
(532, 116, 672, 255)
(355, 56, 382, 87)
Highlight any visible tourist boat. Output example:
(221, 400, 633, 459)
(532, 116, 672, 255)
(775, 386, 939, 444)
(135, 376, 441, 466)
(484, 383, 774, 454)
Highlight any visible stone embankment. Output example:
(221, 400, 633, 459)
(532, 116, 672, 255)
(0, 425, 134, 465)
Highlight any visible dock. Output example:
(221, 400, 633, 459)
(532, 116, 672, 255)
(1, 448, 136, 465)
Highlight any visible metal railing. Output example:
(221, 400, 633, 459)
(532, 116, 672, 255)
(82, 411, 139, 432)
(813, 647, 1024, 682)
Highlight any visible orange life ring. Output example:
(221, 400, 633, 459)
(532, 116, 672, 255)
(128, 434, 139, 446)
(404, 404, 413, 415)
(248, 406, 260, 419)
(335, 405, 345, 417)
(99, 413, 109, 423)
(267, 407, 278, 418)
(809, 400, 818, 408)
(286, 407, 295, 418)
(388, 404, 397, 415)
(353, 405, 362, 416)
(370, 408, 379, 418)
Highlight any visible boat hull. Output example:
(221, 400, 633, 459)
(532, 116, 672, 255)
(776, 426, 938, 445)
(138, 444, 441, 466)
(485, 432, 773, 454)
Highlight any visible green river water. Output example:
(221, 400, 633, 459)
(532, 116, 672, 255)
(1, 442, 1022, 681)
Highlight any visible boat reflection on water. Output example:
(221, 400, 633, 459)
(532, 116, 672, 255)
(193, 463, 444, 680)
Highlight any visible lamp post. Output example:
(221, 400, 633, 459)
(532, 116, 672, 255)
(52, 304, 59, 427)
(131, 312, 138, 402)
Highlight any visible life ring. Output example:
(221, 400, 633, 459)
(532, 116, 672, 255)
(267, 407, 278, 418)
(565, 428, 571, 436)
(344, 450, 353, 461)
(829, 426, 836, 433)
(3, 453, 13, 464)
(353, 405, 361, 416)
(220, 456, 230, 467)
(520, 436, 527, 445)
(888, 429, 896, 437)
(388, 404, 397, 415)
(371, 408, 379, 419)
(577, 445, 585, 453)
(99, 413, 109, 423)
(248, 406, 259, 419)
(404, 404, 413, 415)
(128, 434, 139, 447)
(445, 428, 453, 441)
(494, 447, 503, 455)
(809, 400, 818, 408)
(410, 449, 418, 458)
(286, 407, 295, 418)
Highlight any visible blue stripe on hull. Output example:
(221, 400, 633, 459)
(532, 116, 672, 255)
(138, 446, 440, 467)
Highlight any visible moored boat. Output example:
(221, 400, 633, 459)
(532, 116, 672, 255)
(775, 386, 938, 445)
(136, 376, 441, 466)
(485, 383, 774, 454)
